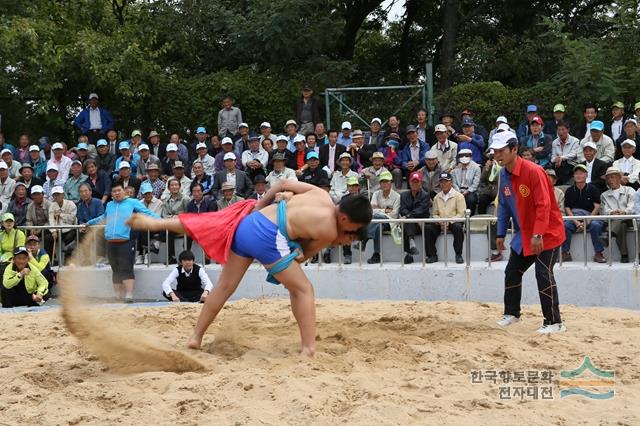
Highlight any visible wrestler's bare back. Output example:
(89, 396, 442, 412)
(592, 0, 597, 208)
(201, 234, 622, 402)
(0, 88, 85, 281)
(259, 189, 338, 250)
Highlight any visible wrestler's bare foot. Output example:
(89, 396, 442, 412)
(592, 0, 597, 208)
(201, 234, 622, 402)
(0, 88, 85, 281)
(187, 334, 203, 350)
(127, 213, 160, 232)
(300, 346, 315, 358)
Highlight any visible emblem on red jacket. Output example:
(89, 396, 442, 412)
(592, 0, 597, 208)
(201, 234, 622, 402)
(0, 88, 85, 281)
(519, 184, 530, 198)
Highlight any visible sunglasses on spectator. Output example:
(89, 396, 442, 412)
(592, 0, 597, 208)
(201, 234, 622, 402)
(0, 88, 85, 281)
(459, 154, 472, 157)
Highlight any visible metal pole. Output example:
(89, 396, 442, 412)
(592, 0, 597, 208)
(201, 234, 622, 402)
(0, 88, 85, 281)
(165, 229, 169, 266)
(358, 240, 362, 267)
(400, 224, 404, 266)
(465, 210, 471, 267)
(487, 219, 492, 267)
(421, 223, 425, 266)
(325, 90, 331, 130)
(426, 62, 434, 126)
(443, 222, 448, 267)
(147, 229, 151, 268)
(608, 219, 612, 267)
(583, 220, 588, 267)
(379, 224, 384, 268)
(634, 218, 639, 268)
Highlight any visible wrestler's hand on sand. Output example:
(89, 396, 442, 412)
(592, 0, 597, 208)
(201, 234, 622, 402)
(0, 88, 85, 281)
(275, 191, 294, 203)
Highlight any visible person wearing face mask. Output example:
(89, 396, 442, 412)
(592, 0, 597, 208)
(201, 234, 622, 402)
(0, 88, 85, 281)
(451, 148, 481, 215)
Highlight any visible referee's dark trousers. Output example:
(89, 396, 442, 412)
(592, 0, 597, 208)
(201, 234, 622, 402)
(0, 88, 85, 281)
(503, 247, 562, 325)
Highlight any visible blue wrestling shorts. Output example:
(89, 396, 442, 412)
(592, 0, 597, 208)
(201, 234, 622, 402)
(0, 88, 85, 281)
(231, 211, 291, 265)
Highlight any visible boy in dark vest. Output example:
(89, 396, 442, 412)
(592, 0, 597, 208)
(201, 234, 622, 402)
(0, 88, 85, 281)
(161, 250, 213, 303)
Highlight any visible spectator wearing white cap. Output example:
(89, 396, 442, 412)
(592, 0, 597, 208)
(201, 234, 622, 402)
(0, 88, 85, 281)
(241, 135, 269, 180)
(488, 116, 514, 148)
(73, 93, 115, 144)
(259, 122, 278, 146)
(295, 84, 323, 136)
(42, 163, 64, 200)
(147, 130, 166, 159)
(212, 153, 253, 199)
(16, 163, 43, 196)
(579, 141, 608, 193)
(193, 142, 215, 176)
(190, 127, 209, 161)
(337, 121, 353, 148)
(114, 161, 141, 197)
(217, 96, 243, 138)
(49, 186, 78, 258)
(428, 124, 458, 171)
(283, 119, 304, 152)
(419, 150, 443, 199)
(213, 137, 241, 172)
(162, 142, 183, 176)
(612, 139, 640, 190)
(550, 120, 579, 185)
(1, 149, 21, 179)
(360, 151, 389, 195)
(268, 135, 293, 172)
(136, 143, 161, 178)
(232, 123, 251, 154)
(63, 160, 88, 203)
(24, 185, 53, 254)
(329, 153, 359, 203)
(348, 130, 377, 173)
(615, 118, 640, 160)
(577, 120, 615, 164)
(27, 145, 47, 180)
(47, 142, 73, 182)
(364, 117, 385, 147)
(113, 141, 141, 180)
(288, 134, 311, 174)
(451, 148, 481, 215)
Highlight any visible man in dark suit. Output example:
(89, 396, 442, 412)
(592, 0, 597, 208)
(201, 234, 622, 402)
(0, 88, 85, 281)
(580, 141, 608, 193)
(605, 101, 628, 143)
(147, 130, 167, 160)
(247, 175, 268, 200)
(211, 152, 253, 198)
(348, 129, 377, 171)
(319, 130, 346, 174)
(576, 104, 599, 140)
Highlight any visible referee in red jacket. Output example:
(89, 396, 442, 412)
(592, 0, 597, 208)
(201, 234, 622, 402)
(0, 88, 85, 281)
(491, 130, 567, 334)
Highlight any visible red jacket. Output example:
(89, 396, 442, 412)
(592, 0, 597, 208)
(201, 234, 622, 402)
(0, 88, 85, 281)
(508, 157, 565, 255)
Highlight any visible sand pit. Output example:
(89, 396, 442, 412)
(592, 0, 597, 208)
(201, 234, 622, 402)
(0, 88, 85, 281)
(1, 299, 639, 425)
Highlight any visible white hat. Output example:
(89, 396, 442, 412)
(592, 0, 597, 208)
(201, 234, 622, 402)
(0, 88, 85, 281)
(458, 148, 473, 155)
(341, 121, 352, 130)
(88, 93, 99, 100)
(497, 123, 510, 131)
(29, 145, 40, 152)
(276, 134, 288, 142)
(338, 152, 352, 160)
(489, 131, 518, 149)
(285, 119, 298, 128)
(30, 185, 44, 194)
(0, 149, 12, 156)
(621, 139, 636, 148)
(138, 143, 149, 151)
(119, 161, 131, 169)
(293, 134, 306, 144)
(239, 122, 249, 128)
(425, 150, 438, 159)
(221, 137, 233, 145)
(434, 124, 447, 133)
(223, 152, 237, 161)
(496, 116, 508, 124)
(51, 186, 64, 195)
(624, 118, 637, 126)
(46, 163, 59, 172)
(582, 141, 597, 150)
(0, 161, 7, 170)
(196, 142, 207, 150)
(166, 143, 178, 152)
(52, 142, 64, 150)
(371, 117, 382, 125)
(260, 122, 271, 128)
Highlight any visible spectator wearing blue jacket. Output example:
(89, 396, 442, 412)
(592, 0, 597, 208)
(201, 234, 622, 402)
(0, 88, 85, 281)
(113, 141, 140, 179)
(521, 116, 552, 167)
(77, 183, 104, 225)
(457, 118, 485, 164)
(516, 104, 539, 145)
(393, 125, 429, 185)
(86, 181, 159, 302)
(73, 93, 115, 144)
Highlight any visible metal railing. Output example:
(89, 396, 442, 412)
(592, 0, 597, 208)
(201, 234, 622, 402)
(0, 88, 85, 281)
(15, 213, 640, 271)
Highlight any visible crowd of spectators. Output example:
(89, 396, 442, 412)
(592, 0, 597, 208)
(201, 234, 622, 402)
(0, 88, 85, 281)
(2, 88, 640, 305)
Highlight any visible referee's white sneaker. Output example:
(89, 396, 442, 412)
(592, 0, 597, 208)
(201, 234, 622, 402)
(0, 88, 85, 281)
(497, 315, 521, 327)
(536, 323, 567, 334)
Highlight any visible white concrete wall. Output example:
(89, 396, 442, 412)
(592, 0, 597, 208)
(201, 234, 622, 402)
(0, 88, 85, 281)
(68, 262, 640, 310)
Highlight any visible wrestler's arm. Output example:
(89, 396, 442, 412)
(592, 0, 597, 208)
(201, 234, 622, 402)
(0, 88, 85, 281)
(254, 180, 323, 211)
